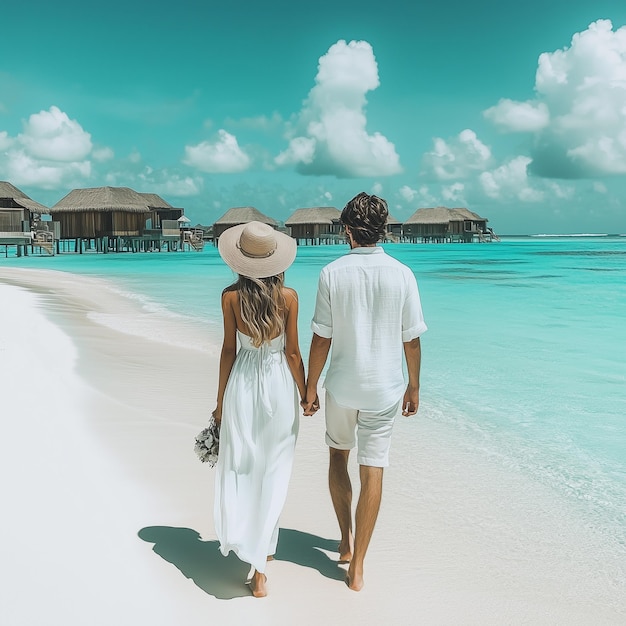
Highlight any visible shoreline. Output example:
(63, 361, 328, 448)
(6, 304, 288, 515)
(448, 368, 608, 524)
(1, 267, 624, 624)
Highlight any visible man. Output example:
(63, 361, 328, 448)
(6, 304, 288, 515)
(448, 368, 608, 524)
(303, 192, 427, 592)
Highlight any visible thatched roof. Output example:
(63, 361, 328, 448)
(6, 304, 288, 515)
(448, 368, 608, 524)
(138, 192, 174, 209)
(0, 181, 50, 213)
(51, 186, 150, 213)
(0, 181, 25, 198)
(285, 207, 340, 225)
(214, 207, 277, 225)
(404, 207, 487, 224)
(387, 213, 402, 225)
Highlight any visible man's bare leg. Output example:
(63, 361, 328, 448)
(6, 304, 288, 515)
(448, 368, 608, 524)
(346, 464, 383, 591)
(329, 447, 354, 562)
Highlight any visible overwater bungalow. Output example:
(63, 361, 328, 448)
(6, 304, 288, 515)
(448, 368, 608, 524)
(213, 207, 278, 241)
(138, 192, 183, 228)
(51, 186, 187, 253)
(386, 214, 402, 241)
(285, 207, 342, 245)
(136, 192, 202, 250)
(0, 181, 52, 256)
(403, 207, 494, 243)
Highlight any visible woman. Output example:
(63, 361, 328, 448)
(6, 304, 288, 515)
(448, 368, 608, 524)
(213, 221, 306, 598)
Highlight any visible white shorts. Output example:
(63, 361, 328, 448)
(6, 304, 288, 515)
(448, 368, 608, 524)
(324, 391, 400, 467)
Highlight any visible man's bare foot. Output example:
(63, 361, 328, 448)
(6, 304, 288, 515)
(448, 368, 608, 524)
(249, 571, 267, 598)
(345, 565, 364, 591)
(338, 536, 353, 563)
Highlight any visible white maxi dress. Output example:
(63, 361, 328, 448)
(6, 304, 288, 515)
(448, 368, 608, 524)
(214, 330, 299, 573)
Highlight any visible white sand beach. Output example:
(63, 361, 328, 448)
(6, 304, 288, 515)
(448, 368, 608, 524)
(1, 267, 624, 625)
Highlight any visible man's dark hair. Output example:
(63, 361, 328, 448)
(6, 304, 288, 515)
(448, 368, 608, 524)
(340, 192, 388, 245)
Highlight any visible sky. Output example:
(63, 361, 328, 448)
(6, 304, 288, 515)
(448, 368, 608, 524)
(3, 0, 626, 233)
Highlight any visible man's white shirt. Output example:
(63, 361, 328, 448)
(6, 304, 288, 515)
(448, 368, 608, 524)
(311, 246, 427, 412)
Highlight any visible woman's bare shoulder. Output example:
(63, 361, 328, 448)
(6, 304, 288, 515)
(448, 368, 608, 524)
(221, 289, 238, 305)
(282, 286, 299, 303)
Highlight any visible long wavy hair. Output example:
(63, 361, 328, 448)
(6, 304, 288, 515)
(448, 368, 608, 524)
(224, 274, 286, 347)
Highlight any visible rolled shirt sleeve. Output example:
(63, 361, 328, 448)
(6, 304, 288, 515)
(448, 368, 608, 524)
(401, 271, 428, 343)
(311, 270, 333, 338)
(309, 247, 427, 412)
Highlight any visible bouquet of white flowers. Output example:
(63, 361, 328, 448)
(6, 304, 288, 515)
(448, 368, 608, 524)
(194, 413, 220, 467)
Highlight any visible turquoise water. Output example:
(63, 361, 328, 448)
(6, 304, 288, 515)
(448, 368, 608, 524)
(3, 237, 626, 569)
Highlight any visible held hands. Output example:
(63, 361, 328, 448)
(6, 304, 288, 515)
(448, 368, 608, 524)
(401, 385, 419, 417)
(300, 388, 320, 416)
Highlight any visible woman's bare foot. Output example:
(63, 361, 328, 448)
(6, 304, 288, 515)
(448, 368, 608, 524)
(266, 555, 274, 562)
(345, 564, 364, 591)
(249, 570, 267, 598)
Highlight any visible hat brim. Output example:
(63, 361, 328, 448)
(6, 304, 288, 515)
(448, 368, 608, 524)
(218, 223, 297, 278)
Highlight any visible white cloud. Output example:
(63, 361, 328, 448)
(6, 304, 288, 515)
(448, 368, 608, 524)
(422, 129, 491, 180)
(442, 182, 465, 203)
(399, 184, 439, 207)
(184, 130, 251, 173)
(5, 150, 91, 190)
(104, 163, 203, 198)
(143, 174, 202, 197)
(92, 146, 114, 162)
(18, 106, 92, 161)
(371, 182, 383, 195)
(486, 20, 626, 178)
(0, 130, 13, 151)
(545, 181, 575, 199)
(399, 185, 417, 202)
(566, 133, 626, 174)
(484, 99, 550, 132)
(275, 40, 402, 178)
(479, 156, 543, 202)
(274, 136, 315, 166)
(593, 181, 608, 194)
(0, 106, 95, 189)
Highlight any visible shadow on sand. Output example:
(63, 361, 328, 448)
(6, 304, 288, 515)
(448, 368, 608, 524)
(138, 526, 345, 599)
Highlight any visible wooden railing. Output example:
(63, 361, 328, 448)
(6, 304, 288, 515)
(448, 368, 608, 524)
(183, 229, 205, 251)
(33, 230, 54, 255)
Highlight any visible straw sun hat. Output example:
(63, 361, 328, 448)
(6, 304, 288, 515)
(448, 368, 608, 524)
(218, 221, 297, 278)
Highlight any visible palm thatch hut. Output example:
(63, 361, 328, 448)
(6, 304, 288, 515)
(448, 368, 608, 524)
(138, 192, 183, 229)
(385, 213, 402, 240)
(51, 186, 151, 240)
(213, 207, 278, 241)
(0, 182, 52, 255)
(0, 181, 49, 230)
(285, 207, 342, 245)
(403, 207, 490, 243)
